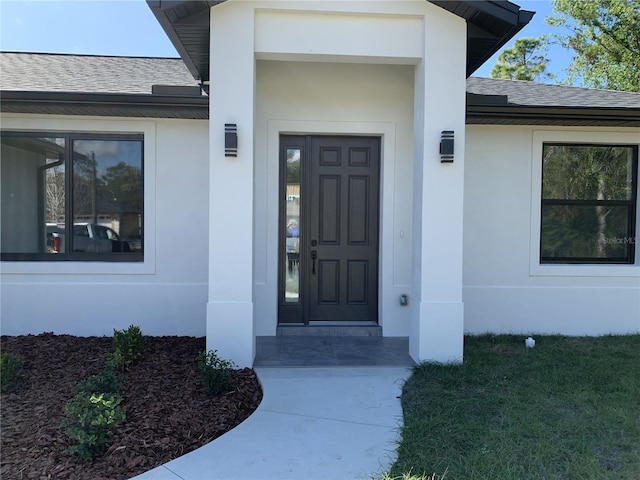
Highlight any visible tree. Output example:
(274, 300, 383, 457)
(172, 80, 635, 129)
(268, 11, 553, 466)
(548, 0, 640, 92)
(490, 37, 552, 81)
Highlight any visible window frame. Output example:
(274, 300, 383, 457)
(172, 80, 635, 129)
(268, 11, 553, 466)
(530, 130, 640, 277)
(1, 130, 144, 263)
(540, 142, 638, 265)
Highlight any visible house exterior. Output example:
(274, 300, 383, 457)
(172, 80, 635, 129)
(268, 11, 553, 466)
(1, 1, 638, 368)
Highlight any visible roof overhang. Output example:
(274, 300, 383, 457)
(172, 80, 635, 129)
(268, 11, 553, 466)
(5, 90, 637, 127)
(0, 90, 209, 119)
(147, 0, 534, 81)
(466, 102, 640, 127)
(431, 1, 535, 76)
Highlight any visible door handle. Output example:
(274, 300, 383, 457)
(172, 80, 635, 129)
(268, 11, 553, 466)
(311, 250, 317, 274)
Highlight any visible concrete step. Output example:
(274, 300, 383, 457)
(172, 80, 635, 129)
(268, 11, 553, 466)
(276, 324, 382, 337)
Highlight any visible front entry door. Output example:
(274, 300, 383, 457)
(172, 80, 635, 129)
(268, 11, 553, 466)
(279, 135, 380, 324)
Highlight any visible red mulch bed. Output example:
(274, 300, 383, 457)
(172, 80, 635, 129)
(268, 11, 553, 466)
(1, 334, 262, 480)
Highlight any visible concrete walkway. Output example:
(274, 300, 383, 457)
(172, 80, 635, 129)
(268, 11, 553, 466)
(133, 366, 411, 480)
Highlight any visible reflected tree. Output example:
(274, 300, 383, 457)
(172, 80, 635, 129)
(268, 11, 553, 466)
(96, 162, 143, 213)
(45, 166, 65, 223)
(286, 151, 300, 183)
(541, 145, 634, 260)
(73, 151, 98, 219)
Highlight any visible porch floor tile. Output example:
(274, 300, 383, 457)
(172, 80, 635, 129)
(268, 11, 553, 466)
(254, 336, 415, 367)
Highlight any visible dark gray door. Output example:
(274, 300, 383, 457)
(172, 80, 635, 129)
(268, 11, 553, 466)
(279, 135, 380, 324)
(308, 136, 380, 322)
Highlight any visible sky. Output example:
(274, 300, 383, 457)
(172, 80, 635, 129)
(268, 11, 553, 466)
(0, 0, 573, 82)
(0, 0, 178, 58)
(474, 0, 573, 81)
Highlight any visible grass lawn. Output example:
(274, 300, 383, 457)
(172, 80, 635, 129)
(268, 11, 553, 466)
(388, 335, 640, 480)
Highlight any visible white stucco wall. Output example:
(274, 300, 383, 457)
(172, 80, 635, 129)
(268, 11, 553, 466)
(0, 114, 209, 337)
(2, 1, 470, 367)
(206, 0, 468, 365)
(409, 4, 466, 362)
(254, 60, 416, 337)
(202, 0, 466, 365)
(464, 125, 640, 336)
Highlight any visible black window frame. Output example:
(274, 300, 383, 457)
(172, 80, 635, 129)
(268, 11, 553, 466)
(278, 136, 307, 324)
(540, 142, 638, 265)
(1, 131, 144, 262)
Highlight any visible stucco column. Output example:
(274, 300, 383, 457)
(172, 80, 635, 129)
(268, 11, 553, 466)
(410, 11, 467, 363)
(206, 3, 255, 368)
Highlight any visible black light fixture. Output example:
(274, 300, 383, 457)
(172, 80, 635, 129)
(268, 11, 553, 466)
(225, 123, 238, 157)
(440, 130, 454, 163)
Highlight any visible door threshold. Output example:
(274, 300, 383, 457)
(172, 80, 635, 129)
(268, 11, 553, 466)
(277, 324, 382, 337)
(309, 321, 379, 326)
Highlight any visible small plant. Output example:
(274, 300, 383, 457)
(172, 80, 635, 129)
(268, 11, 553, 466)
(63, 392, 126, 459)
(197, 350, 236, 395)
(0, 352, 22, 394)
(74, 362, 122, 395)
(63, 328, 135, 459)
(112, 325, 143, 371)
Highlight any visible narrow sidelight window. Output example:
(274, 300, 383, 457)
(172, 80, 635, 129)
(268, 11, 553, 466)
(283, 147, 302, 303)
(540, 143, 638, 264)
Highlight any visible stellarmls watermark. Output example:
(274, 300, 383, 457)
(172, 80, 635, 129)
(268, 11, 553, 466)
(603, 236, 638, 245)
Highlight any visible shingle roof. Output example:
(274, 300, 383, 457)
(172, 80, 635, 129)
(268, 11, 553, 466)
(0, 52, 200, 94)
(4, 52, 639, 107)
(1, 52, 638, 125)
(466, 77, 640, 109)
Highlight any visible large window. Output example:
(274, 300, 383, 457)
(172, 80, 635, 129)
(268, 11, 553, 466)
(1, 132, 143, 261)
(541, 143, 638, 264)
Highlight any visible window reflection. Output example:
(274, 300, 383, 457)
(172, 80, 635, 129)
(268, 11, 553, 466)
(284, 148, 301, 303)
(0, 136, 65, 254)
(0, 133, 143, 260)
(72, 139, 143, 253)
(541, 144, 637, 263)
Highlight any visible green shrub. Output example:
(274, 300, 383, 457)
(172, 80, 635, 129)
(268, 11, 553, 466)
(0, 352, 21, 394)
(63, 392, 126, 459)
(112, 325, 143, 370)
(197, 350, 236, 395)
(74, 362, 122, 396)
(63, 326, 141, 459)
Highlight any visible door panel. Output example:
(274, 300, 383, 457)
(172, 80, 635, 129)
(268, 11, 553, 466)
(309, 136, 379, 322)
(278, 135, 379, 324)
(319, 175, 340, 244)
(318, 260, 339, 304)
(347, 260, 368, 304)
(348, 176, 369, 244)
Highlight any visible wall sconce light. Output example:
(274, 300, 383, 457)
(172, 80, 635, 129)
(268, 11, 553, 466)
(225, 123, 238, 157)
(440, 130, 454, 163)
